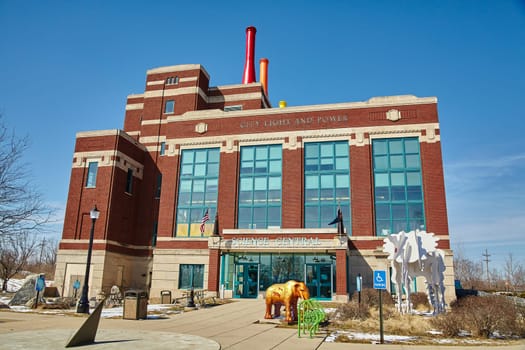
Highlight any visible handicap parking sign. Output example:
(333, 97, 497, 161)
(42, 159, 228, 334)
(373, 270, 387, 290)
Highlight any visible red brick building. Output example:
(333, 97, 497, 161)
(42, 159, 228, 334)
(55, 29, 454, 303)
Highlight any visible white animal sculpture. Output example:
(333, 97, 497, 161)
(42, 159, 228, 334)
(383, 230, 446, 314)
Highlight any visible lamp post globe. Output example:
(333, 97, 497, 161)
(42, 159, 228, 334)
(76, 206, 100, 314)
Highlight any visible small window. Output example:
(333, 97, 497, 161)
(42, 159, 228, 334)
(164, 100, 175, 114)
(160, 142, 166, 156)
(224, 105, 243, 112)
(179, 264, 204, 289)
(126, 168, 133, 194)
(166, 76, 179, 85)
(86, 162, 98, 188)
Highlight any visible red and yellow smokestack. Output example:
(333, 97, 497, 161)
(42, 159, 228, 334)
(242, 26, 257, 84)
(259, 58, 269, 96)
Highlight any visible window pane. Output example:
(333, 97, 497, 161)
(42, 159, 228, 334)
(335, 174, 349, 188)
(392, 204, 406, 219)
(86, 162, 98, 187)
(254, 177, 267, 190)
(321, 157, 334, 170)
(375, 187, 389, 201)
(193, 180, 204, 192)
(390, 155, 404, 168)
(206, 179, 218, 192)
(408, 203, 424, 219)
(305, 144, 319, 158)
(320, 143, 333, 157)
(390, 173, 405, 186)
(181, 164, 193, 176)
(305, 188, 318, 201)
(373, 140, 387, 155)
(194, 164, 206, 176)
(305, 158, 318, 171)
(268, 176, 281, 190)
(164, 100, 174, 114)
(406, 154, 420, 168)
(240, 161, 253, 174)
(255, 160, 267, 173)
(269, 145, 281, 159)
(240, 178, 252, 191)
(389, 140, 403, 154)
(374, 155, 388, 170)
(335, 143, 348, 156)
(305, 175, 318, 189)
(391, 186, 406, 200)
(406, 172, 421, 186)
(182, 151, 194, 164)
(207, 162, 219, 176)
(376, 221, 391, 236)
(376, 204, 390, 219)
(404, 139, 419, 153)
(320, 175, 334, 188)
(375, 173, 389, 187)
(255, 147, 267, 160)
(195, 150, 206, 163)
(407, 186, 422, 200)
(335, 157, 349, 170)
(269, 160, 281, 172)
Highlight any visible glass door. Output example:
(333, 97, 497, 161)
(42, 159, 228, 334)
(234, 263, 259, 298)
(305, 263, 333, 299)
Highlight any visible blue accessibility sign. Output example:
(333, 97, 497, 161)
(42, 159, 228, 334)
(373, 270, 387, 290)
(35, 275, 45, 292)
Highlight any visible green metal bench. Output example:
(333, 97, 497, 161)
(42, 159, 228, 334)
(297, 299, 326, 338)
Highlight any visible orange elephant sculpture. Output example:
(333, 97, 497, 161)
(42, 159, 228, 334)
(264, 280, 310, 322)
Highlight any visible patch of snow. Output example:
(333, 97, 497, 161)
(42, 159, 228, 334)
(0, 278, 23, 292)
(326, 330, 417, 343)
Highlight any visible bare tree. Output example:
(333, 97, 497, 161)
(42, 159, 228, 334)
(503, 253, 525, 291)
(453, 248, 484, 289)
(26, 236, 58, 279)
(0, 232, 38, 291)
(0, 118, 53, 239)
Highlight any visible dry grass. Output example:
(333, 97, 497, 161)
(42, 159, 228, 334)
(330, 304, 432, 336)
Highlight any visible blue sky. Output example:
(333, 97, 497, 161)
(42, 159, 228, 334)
(1, 1, 524, 272)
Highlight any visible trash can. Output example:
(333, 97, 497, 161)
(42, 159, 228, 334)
(160, 290, 172, 304)
(123, 290, 148, 320)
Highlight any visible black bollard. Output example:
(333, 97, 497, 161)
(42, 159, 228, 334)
(187, 287, 196, 308)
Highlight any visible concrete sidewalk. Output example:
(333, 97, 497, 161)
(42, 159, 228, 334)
(1, 300, 524, 350)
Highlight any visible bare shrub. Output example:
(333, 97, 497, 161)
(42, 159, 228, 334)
(352, 288, 394, 308)
(410, 292, 430, 310)
(431, 295, 524, 338)
(334, 302, 370, 321)
(430, 313, 463, 337)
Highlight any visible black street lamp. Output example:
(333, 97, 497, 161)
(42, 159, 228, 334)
(76, 205, 100, 314)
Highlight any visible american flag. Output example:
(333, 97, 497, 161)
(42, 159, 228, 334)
(200, 209, 209, 233)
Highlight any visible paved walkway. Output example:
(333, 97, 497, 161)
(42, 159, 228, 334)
(1, 300, 524, 350)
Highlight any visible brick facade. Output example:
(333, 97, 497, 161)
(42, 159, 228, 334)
(54, 63, 454, 304)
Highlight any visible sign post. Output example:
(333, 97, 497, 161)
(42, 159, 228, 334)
(34, 274, 45, 309)
(356, 273, 362, 304)
(373, 270, 386, 344)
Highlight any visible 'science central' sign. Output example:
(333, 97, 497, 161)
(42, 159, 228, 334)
(240, 115, 348, 129)
(231, 237, 321, 248)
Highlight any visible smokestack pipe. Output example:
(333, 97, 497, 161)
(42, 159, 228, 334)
(242, 26, 257, 84)
(259, 58, 269, 96)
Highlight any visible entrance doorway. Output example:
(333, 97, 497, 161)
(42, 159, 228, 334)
(305, 263, 332, 299)
(234, 263, 259, 298)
